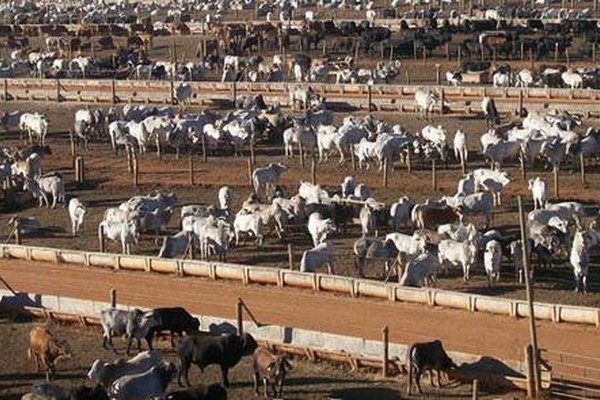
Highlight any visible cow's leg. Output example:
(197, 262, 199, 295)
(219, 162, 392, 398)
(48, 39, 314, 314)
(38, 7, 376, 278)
(263, 378, 270, 398)
(221, 365, 230, 387)
(415, 370, 423, 394)
(429, 369, 436, 387)
(253, 372, 260, 395)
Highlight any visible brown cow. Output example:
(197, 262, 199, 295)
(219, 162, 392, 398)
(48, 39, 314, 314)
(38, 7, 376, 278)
(412, 202, 460, 230)
(252, 347, 292, 399)
(28, 326, 71, 381)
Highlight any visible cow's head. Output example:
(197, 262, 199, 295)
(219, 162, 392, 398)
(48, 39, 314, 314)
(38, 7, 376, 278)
(241, 333, 258, 355)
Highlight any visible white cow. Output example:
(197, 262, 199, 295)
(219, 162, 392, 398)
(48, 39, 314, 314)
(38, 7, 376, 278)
(300, 241, 335, 274)
(99, 219, 139, 254)
(571, 229, 592, 293)
(389, 196, 414, 231)
(453, 130, 467, 166)
(218, 186, 234, 211)
(528, 176, 548, 210)
(399, 252, 440, 287)
(484, 239, 502, 287)
(233, 209, 264, 246)
(307, 212, 336, 247)
(492, 71, 510, 87)
(561, 69, 583, 89)
(68, 198, 86, 236)
(472, 168, 511, 206)
(414, 89, 439, 119)
(23, 173, 65, 208)
(438, 234, 478, 281)
(252, 163, 288, 199)
(19, 113, 48, 144)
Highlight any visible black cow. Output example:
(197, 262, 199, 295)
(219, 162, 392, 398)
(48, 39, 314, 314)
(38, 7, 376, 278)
(406, 340, 457, 395)
(145, 307, 200, 349)
(176, 332, 258, 387)
(165, 384, 227, 400)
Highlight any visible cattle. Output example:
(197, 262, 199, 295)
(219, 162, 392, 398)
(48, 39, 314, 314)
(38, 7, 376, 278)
(252, 347, 293, 399)
(165, 384, 228, 400)
(28, 326, 71, 381)
(87, 350, 165, 388)
(414, 89, 440, 119)
(109, 361, 178, 400)
(307, 212, 336, 247)
(218, 186, 234, 211)
(8, 216, 40, 236)
(399, 251, 440, 287)
(484, 239, 502, 287)
(389, 196, 414, 231)
(472, 168, 511, 206)
(68, 198, 86, 236)
(300, 241, 334, 274)
(481, 97, 500, 127)
(341, 176, 356, 198)
(571, 229, 593, 293)
(515, 69, 534, 87)
(98, 219, 139, 254)
(174, 82, 193, 106)
(252, 163, 288, 199)
(509, 240, 526, 283)
(353, 237, 399, 279)
(438, 233, 478, 281)
(411, 201, 460, 230)
(359, 200, 379, 237)
(159, 230, 195, 259)
(19, 113, 49, 145)
(1, 110, 24, 131)
(528, 176, 548, 210)
(176, 333, 258, 387)
(562, 69, 583, 88)
(144, 307, 200, 349)
(453, 130, 468, 166)
(406, 340, 456, 395)
(99, 307, 159, 355)
(23, 173, 65, 208)
(234, 209, 264, 246)
(445, 71, 462, 86)
(385, 231, 427, 258)
(445, 192, 493, 228)
(21, 382, 108, 400)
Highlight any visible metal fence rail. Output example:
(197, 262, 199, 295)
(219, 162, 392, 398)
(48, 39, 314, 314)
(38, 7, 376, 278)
(541, 349, 600, 399)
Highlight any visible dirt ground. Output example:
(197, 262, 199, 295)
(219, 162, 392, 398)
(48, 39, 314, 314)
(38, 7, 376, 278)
(0, 312, 525, 400)
(1, 101, 599, 307)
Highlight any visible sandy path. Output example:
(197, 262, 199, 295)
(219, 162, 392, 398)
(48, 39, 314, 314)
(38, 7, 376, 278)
(1, 259, 598, 364)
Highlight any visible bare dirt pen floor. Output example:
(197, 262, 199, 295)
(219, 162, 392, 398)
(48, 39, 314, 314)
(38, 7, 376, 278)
(0, 311, 525, 399)
(1, 101, 600, 307)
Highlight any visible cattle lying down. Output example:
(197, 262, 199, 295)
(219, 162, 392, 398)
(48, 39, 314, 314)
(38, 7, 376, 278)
(21, 382, 108, 400)
(165, 384, 228, 400)
(176, 332, 258, 387)
(109, 361, 178, 400)
(87, 350, 165, 388)
(407, 340, 456, 395)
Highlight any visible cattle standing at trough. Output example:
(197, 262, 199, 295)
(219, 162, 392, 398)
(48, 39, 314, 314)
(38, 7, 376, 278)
(144, 307, 200, 349)
(300, 241, 335, 274)
(406, 340, 456, 395)
(100, 307, 159, 355)
(176, 333, 258, 387)
(28, 326, 71, 381)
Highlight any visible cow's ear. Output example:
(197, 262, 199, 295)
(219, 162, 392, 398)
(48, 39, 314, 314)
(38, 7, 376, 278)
(267, 361, 276, 372)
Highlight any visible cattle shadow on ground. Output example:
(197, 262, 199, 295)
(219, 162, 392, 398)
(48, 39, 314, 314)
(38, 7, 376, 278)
(328, 387, 401, 400)
(286, 376, 375, 387)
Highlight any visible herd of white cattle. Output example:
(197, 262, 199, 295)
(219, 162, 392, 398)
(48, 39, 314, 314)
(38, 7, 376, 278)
(3, 101, 599, 293)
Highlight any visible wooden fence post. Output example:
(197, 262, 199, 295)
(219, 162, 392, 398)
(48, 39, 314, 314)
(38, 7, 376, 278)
(382, 159, 389, 188)
(553, 166, 559, 198)
(525, 345, 535, 398)
(111, 79, 116, 104)
(201, 135, 207, 163)
(350, 147, 357, 171)
(287, 243, 293, 269)
(189, 154, 194, 185)
(405, 70, 410, 85)
(248, 159, 254, 187)
(110, 288, 117, 308)
(440, 89, 445, 115)
(367, 84, 372, 111)
(554, 42, 559, 62)
(14, 220, 21, 245)
(457, 46, 461, 67)
(435, 64, 441, 85)
(69, 130, 76, 157)
(406, 149, 412, 173)
(156, 134, 162, 160)
(311, 157, 317, 185)
(126, 145, 133, 173)
(382, 326, 389, 377)
(520, 155, 526, 180)
(518, 90, 524, 117)
(472, 379, 479, 400)
(232, 81, 237, 106)
(250, 139, 255, 166)
(3, 79, 7, 101)
(580, 153, 586, 184)
(132, 154, 139, 187)
(99, 224, 105, 253)
(529, 49, 534, 69)
(431, 159, 437, 190)
(75, 156, 85, 183)
(236, 298, 244, 336)
(56, 79, 60, 103)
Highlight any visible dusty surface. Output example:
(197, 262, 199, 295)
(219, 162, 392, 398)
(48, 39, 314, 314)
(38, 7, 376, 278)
(1, 102, 599, 306)
(1, 259, 600, 366)
(0, 311, 526, 400)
